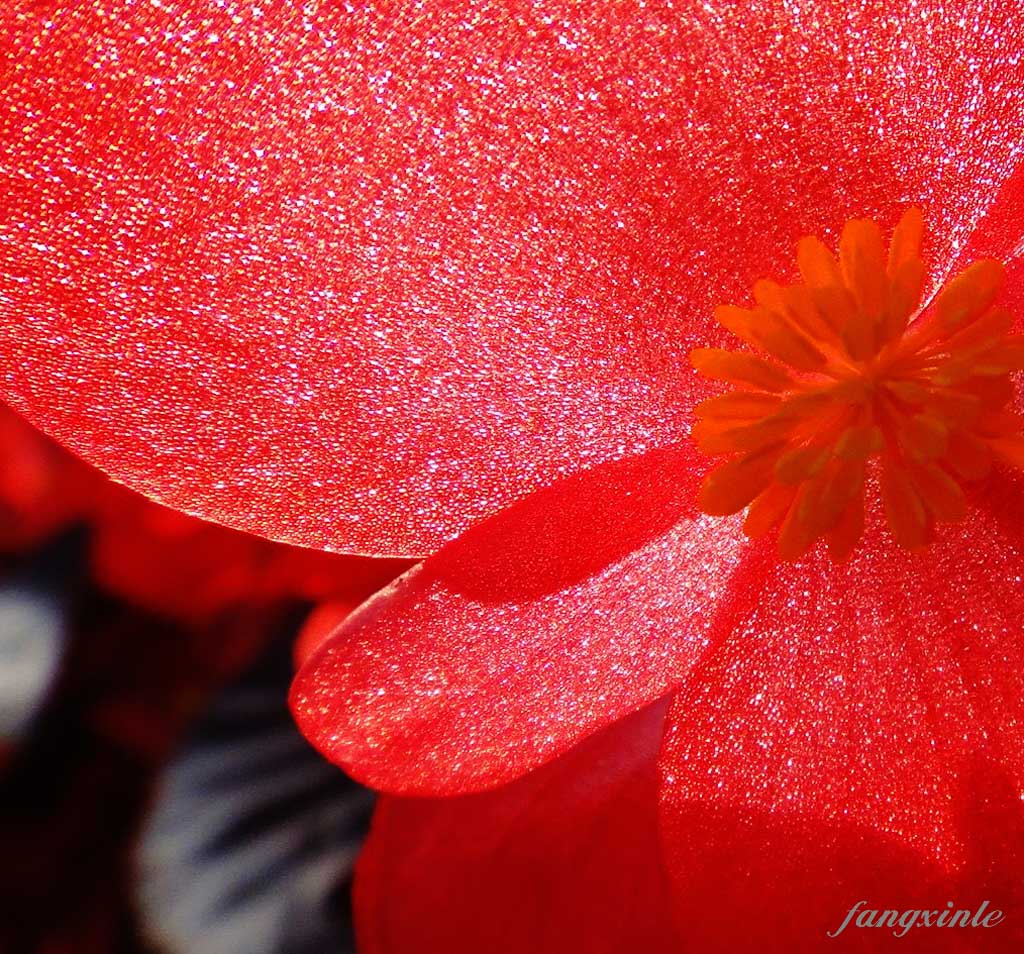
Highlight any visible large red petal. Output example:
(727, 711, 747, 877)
(3, 2, 1022, 554)
(658, 472, 1024, 952)
(355, 700, 678, 954)
(292, 443, 763, 795)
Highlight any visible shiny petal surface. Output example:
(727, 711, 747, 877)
(658, 471, 1024, 953)
(356, 700, 677, 954)
(3, 3, 1023, 553)
(292, 443, 757, 795)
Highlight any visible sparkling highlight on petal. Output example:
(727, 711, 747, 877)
(693, 209, 1023, 562)
(3, 2, 1024, 554)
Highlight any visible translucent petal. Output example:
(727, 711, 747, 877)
(2, 1, 1022, 553)
(291, 444, 755, 794)
(355, 701, 677, 954)
(658, 471, 1024, 952)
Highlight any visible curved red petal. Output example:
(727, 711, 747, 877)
(355, 700, 678, 954)
(291, 443, 760, 795)
(3, 3, 1022, 553)
(292, 600, 359, 670)
(658, 472, 1024, 952)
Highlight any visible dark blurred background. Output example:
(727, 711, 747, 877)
(0, 402, 409, 954)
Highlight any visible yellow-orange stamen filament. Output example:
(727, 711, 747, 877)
(693, 208, 1023, 562)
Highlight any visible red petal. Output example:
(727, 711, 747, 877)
(960, 156, 1024, 257)
(658, 472, 1024, 952)
(3, 3, 1022, 554)
(355, 700, 678, 954)
(291, 443, 759, 794)
(958, 158, 1024, 330)
(293, 600, 358, 670)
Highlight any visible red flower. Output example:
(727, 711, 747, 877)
(4, 1, 1024, 950)
(0, 401, 101, 552)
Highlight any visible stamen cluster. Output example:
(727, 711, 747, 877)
(693, 208, 1024, 561)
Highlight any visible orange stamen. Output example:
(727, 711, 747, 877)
(692, 208, 1022, 562)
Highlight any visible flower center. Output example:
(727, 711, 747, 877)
(692, 208, 1024, 562)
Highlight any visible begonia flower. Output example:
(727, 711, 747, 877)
(4, 1, 1024, 951)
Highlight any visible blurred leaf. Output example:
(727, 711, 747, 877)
(0, 537, 79, 747)
(137, 633, 372, 954)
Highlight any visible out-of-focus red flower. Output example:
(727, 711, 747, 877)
(0, 403, 101, 553)
(1, 402, 409, 621)
(293, 600, 371, 670)
(4, 2, 1024, 951)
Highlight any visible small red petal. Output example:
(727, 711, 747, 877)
(291, 443, 760, 795)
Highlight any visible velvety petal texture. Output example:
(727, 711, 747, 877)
(356, 701, 677, 954)
(292, 444, 756, 795)
(658, 472, 1024, 953)
(3, 1, 1023, 553)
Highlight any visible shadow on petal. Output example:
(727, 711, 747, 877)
(664, 804, 946, 952)
(954, 755, 1024, 934)
(662, 774, 1024, 954)
(426, 441, 709, 604)
(291, 490, 758, 795)
(971, 468, 1024, 547)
